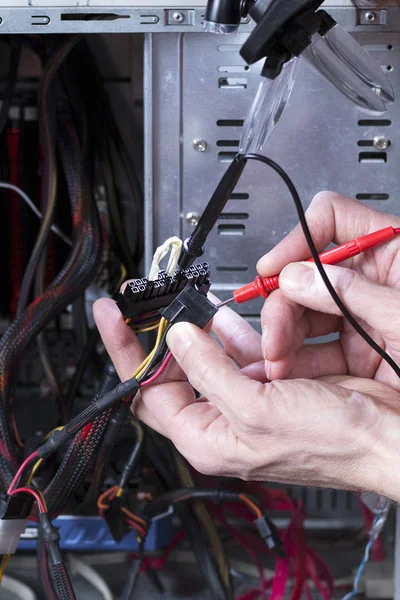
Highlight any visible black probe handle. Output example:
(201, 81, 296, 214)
(179, 155, 247, 269)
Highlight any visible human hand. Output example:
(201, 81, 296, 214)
(258, 192, 400, 392)
(94, 279, 400, 501)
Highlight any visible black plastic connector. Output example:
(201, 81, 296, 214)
(255, 514, 285, 558)
(0, 492, 34, 521)
(240, 0, 333, 79)
(161, 285, 218, 330)
(103, 496, 132, 543)
(39, 512, 63, 565)
(116, 264, 211, 320)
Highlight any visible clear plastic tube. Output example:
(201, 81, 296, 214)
(239, 58, 298, 154)
(303, 24, 395, 113)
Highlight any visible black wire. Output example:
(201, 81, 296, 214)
(243, 152, 400, 379)
(65, 328, 100, 418)
(146, 488, 259, 518)
(120, 539, 145, 600)
(146, 432, 228, 600)
(118, 418, 144, 491)
(0, 38, 22, 138)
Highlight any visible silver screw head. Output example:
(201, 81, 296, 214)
(173, 11, 184, 22)
(373, 135, 389, 150)
(365, 11, 377, 22)
(193, 139, 207, 152)
(186, 212, 200, 227)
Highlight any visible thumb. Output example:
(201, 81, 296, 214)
(279, 262, 400, 340)
(166, 322, 259, 416)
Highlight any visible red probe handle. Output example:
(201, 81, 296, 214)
(233, 226, 396, 304)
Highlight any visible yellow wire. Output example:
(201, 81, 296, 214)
(45, 426, 64, 440)
(26, 427, 64, 485)
(135, 319, 167, 380)
(131, 318, 168, 379)
(132, 322, 161, 334)
(0, 554, 10, 584)
(117, 263, 128, 290)
(26, 459, 43, 486)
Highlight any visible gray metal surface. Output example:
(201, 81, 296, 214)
(0, 7, 247, 34)
(145, 6, 400, 317)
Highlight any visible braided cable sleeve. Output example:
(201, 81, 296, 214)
(16, 36, 81, 317)
(0, 112, 101, 492)
(43, 410, 112, 519)
(37, 527, 58, 600)
(43, 364, 120, 517)
(52, 562, 77, 600)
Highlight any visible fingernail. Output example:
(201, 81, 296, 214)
(256, 256, 267, 274)
(280, 262, 315, 292)
(166, 322, 195, 362)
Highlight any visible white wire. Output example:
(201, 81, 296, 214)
(0, 181, 72, 246)
(148, 236, 182, 280)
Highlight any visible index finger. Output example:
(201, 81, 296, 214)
(257, 191, 400, 277)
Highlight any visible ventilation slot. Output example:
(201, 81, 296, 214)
(219, 212, 249, 220)
(61, 12, 130, 21)
(217, 265, 248, 272)
(217, 65, 250, 73)
(359, 152, 387, 163)
(31, 16, 50, 25)
(356, 193, 389, 200)
(230, 193, 249, 200)
(217, 119, 244, 127)
(217, 140, 240, 147)
(218, 224, 245, 236)
(362, 43, 393, 51)
(358, 119, 391, 127)
(217, 45, 242, 52)
(219, 77, 247, 90)
(218, 152, 237, 162)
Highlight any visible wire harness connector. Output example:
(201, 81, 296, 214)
(161, 285, 218, 329)
(117, 264, 211, 319)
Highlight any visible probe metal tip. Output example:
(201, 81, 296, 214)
(216, 298, 235, 308)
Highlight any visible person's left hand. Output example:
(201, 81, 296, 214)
(94, 297, 400, 501)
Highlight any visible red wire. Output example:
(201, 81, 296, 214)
(9, 487, 46, 513)
(395, 228, 400, 234)
(141, 352, 173, 387)
(7, 450, 38, 493)
(125, 518, 147, 539)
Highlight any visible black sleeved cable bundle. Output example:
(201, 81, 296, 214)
(0, 40, 102, 494)
(39, 512, 77, 600)
(37, 527, 58, 600)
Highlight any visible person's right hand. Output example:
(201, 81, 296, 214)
(257, 192, 400, 392)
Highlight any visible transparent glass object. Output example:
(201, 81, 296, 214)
(303, 24, 395, 113)
(239, 58, 298, 154)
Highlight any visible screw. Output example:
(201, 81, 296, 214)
(193, 139, 207, 152)
(365, 11, 377, 22)
(186, 212, 200, 227)
(173, 11, 184, 22)
(373, 135, 389, 150)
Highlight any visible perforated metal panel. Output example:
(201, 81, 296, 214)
(145, 6, 400, 318)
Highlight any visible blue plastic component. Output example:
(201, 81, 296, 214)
(17, 511, 173, 552)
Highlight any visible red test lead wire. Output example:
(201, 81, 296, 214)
(232, 226, 398, 305)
